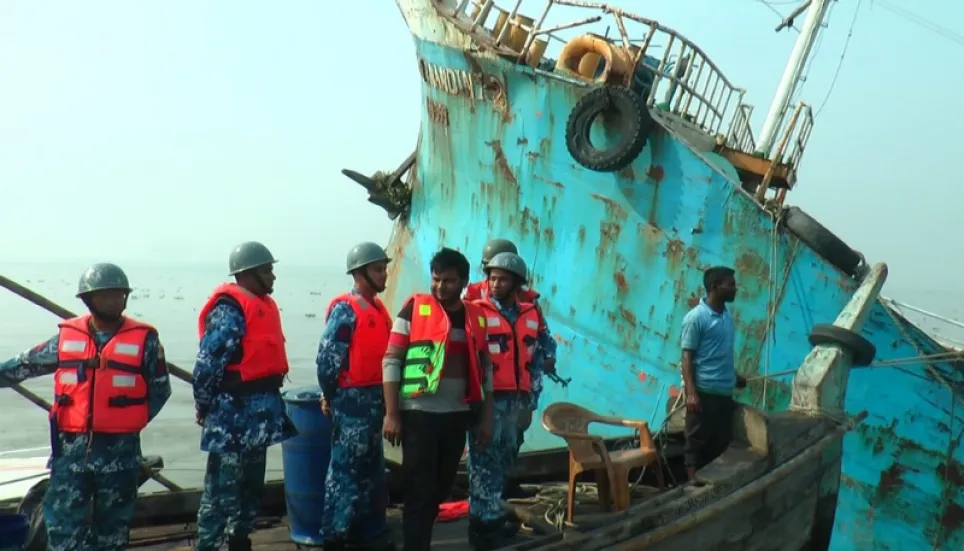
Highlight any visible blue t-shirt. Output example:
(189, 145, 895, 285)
(680, 299, 736, 395)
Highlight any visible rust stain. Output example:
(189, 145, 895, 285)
(484, 140, 518, 186)
(550, 284, 558, 296)
(663, 238, 686, 270)
(613, 270, 629, 293)
(734, 249, 767, 281)
(578, 225, 586, 244)
(941, 503, 964, 532)
(637, 372, 648, 383)
(877, 463, 904, 499)
(519, 207, 540, 237)
(516, 137, 528, 146)
(542, 227, 555, 248)
(596, 222, 621, 263)
(533, 174, 563, 188)
(382, 222, 414, 312)
(527, 151, 540, 162)
(619, 307, 637, 325)
(591, 193, 628, 220)
(938, 460, 964, 486)
(647, 165, 665, 182)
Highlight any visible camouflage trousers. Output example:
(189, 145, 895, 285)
(195, 448, 268, 550)
(43, 461, 139, 551)
(321, 407, 387, 542)
(468, 394, 524, 521)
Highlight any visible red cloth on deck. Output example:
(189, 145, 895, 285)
(437, 500, 469, 522)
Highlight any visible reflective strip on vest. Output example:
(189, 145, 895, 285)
(401, 340, 446, 398)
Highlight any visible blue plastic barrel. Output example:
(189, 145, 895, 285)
(0, 514, 28, 551)
(282, 385, 332, 545)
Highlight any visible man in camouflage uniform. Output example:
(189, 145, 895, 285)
(465, 238, 563, 501)
(317, 242, 395, 551)
(467, 253, 554, 549)
(192, 242, 295, 551)
(0, 263, 172, 551)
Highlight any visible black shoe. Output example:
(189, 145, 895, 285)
(227, 536, 252, 551)
(347, 534, 397, 551)
(468, 516, 505, 551)
(324, 539, 348, 551)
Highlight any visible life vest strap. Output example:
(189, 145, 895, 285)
(219, 372, 284, 396)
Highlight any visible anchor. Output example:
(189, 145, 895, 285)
(341, 149, 416, 220)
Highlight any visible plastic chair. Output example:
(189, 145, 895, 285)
(542, 402, 665, 523)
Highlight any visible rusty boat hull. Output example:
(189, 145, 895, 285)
(363, 0, 964, 548)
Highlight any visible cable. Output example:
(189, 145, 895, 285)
(793, 0, 836, 103)
(814, 0, 861, 117)
(877, 1, 964, 48)
(756, 0, 800, 33)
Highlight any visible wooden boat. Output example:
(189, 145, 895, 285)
(0, 262, 887, 550)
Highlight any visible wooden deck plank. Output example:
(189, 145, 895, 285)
(715, 146, 795, 190)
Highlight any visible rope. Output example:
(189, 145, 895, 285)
(757, 209, 799, 408)
(744, 350, 964, 383)
(517, 394, 687, 532)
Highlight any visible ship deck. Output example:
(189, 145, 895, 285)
(127, 484, 664, 550)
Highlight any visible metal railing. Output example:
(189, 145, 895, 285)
(447, 0, 747, 138)
(756, 101, 813, 203)
(783, 102, 814, 174)
(726, 103, 757, 153)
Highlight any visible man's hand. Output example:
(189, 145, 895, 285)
(195, 411, 205, 427)
(685, 390, 700, 413)
(320, 397, 331, 416)
(735, 375, 747, 390)
(383, 412, 403, 446)
(543, 357, 557, 375)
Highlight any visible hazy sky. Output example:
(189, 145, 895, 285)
(1, 1, 960, 293)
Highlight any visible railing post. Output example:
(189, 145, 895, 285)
(517, 1, 554, 63)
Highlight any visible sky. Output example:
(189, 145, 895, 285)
(0, 0, 960, 294)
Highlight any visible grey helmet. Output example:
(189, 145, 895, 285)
(481, 238, 518, 264)
(346, 242, 391, 274)
(77, 263, 132, 297)
(228, 241, 278, 276)
(483, 252, 528, 282)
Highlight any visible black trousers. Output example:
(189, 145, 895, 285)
(401, 410, 471, 551)
(683, 391, 735, 470)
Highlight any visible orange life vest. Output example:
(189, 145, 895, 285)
(401, 293, 488, 403)
(198, 283, 289, 392)
(475, 299, 540, 392)
(464, 280, 540, 303)
(53, 315, 155, 434)
(326, 292, 392, 388)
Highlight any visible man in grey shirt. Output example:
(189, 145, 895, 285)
(382, 248, 494, 551)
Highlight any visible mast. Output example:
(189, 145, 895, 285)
(755, 0, 831, 156)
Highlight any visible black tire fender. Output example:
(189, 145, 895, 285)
(17, 478, 49, 551)
(808, 324, 876, 367)
(783, 206, 862, 277)
(565, 85, 654, 172)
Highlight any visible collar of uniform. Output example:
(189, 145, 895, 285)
(491, 296, 519, 316)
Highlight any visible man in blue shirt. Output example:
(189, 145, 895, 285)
(680, 266, 746, 480)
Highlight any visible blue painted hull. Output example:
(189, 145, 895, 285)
(382, 3, 963, 548)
